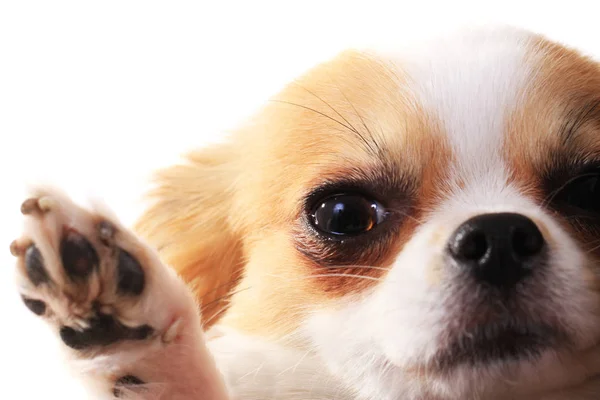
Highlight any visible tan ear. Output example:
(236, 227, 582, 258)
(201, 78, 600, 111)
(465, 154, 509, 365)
(134, 145, 243, 329)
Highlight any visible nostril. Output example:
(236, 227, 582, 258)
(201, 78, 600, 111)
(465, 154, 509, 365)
(458, 231, 488, 261)
(447, 213, 546, 289)
(511, 225, 544, 259)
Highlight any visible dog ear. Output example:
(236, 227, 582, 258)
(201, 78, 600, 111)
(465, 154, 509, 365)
(134, 144, 243, 329)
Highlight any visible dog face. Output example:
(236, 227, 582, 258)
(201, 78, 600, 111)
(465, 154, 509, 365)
(137, 27, 600, 398)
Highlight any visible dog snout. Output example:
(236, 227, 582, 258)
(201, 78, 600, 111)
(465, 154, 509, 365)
(447, 212, 546, 289)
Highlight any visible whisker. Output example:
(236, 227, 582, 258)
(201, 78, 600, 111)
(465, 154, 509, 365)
(392, 207, 426, 225)
(541, 171, 597, 208)
(559, 98, 600, 143)
(294, 84, 360, 135)
(200, 286, 252, 315)
(584, 241, 600, 254)
(271, 96, 377, 156)
(313, 264, 389, 272)
(202, 304, 231, 328)
(324, 75, 383, 156)
(295, 82, 379, 156)
(270, 99, 357, 136)
(276, 348, 312, 377)
(199, 277, 242, 301)
(266, 272, 383, 282)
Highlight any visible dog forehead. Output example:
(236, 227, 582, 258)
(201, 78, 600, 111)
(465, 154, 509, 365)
(378, 28, 538, 180)
(374, 28, 600, 185)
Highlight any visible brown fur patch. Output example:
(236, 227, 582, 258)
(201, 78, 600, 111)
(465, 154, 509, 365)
(504, 34, 600, 195)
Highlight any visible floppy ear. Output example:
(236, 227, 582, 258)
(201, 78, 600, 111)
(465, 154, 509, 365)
(134, 145, 243, 329)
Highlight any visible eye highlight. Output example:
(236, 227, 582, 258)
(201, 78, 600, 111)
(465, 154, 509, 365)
(310, 194, 386, 236)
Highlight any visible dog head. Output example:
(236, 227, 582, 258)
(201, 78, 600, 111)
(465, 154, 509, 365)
(137, 27, 600, 399)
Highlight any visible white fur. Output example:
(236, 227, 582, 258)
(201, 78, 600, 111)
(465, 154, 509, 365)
(207, 327, 349, 399)
(400, 26, 534, 181)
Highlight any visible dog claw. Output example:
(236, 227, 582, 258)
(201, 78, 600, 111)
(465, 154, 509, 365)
(20, 197, 54, 215)
(20, 198, 40, 215)
(37, 196, 55, 212)
(162, 318, 183, 343)
(10, 240, 22, 257)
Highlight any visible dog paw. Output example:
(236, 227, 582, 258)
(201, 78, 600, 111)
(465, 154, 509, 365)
(11, 188, 228, 399)
(12, 189, 182, 351)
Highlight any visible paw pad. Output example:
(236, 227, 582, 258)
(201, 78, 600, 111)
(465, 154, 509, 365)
(60, 231, 99, 280)
(25, 244, 50, 286)
(59, 313, 154, 350)
(117, 250, 145, 296)
(21, 297, 46, 316)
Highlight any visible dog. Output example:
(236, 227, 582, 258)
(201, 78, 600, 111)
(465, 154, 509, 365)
(10, 26, 600, 399)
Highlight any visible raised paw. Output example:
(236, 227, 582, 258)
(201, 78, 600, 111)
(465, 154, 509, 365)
(11, 191, 166, 352)
(11, 188, 228, 399)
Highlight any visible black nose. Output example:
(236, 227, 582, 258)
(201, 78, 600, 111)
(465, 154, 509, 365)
(447, 212, 545, 289)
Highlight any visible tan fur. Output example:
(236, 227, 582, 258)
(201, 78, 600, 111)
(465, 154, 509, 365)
(134, 146, 244, 329)
(134, 50, 455, 337)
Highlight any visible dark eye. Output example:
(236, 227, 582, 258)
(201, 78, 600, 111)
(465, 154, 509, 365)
(310, 194, 386, 236)
(555, 171, 600, 213)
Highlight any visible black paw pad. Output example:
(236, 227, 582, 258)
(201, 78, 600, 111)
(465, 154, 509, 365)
(117, 249, 145, 296)
(113, 375, 145, 398)
(22, 296, 46, 316)
(59, 313, 153, 350)
(60, 231, 99, 280)
(25, 244, 50, 286)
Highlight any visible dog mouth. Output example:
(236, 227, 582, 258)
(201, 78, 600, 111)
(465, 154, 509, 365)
(425, 260, 570, 372)
(431, 321, 564, 371)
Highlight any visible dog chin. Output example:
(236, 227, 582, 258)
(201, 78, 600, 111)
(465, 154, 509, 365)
(375, 330, 600, 400)
(431, 322, 562, 372)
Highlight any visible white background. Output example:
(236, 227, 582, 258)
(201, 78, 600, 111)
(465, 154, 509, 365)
(1, 1, 599, 398)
